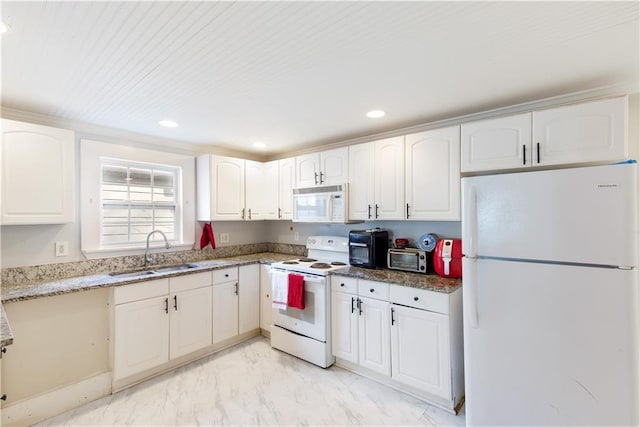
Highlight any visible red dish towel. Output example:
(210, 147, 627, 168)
(287, 273, 305, 309)
(199, 223, 216, 250)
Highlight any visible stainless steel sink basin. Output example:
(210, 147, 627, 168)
(109, 263, 199, 278)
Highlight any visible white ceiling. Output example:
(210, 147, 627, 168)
(1, 1, 638, 157)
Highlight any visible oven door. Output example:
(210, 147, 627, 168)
(271, 271, 327, 342)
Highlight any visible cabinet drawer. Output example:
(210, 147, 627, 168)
(114, 278, 169, 305)
(170, 271, 212, 293)
(212, 267, 238, 284)
(331, 276, 357, 294)
(358, 279, 389, 301)
(389, 284, 449, 314)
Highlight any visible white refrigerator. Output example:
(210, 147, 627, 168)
(462, 163, 639, 426)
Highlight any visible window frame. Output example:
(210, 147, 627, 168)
(80, 139, 195, 259)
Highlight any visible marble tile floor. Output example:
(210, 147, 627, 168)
(37, 337, 465, 426)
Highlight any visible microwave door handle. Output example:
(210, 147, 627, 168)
(350, 243, 368, 247)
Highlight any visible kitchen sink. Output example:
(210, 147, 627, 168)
(109, 263, 199, 278)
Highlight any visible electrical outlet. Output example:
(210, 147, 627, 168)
(220, 233, 229, 243)
(294, 232, 299, 241)
(55, 241, 69, 257)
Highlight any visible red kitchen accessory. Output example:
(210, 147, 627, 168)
(433, 239, 462, 278)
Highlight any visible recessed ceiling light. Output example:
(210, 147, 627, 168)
(366, 110, 386, 119)
(158, 120, 178, 128)
(252, 141, 266, 149)
(1, 22, 10, 34)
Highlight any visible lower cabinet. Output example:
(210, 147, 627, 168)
(212, 281, 239, 344)
(330, 276, 463, 412)
(239, 264, 260, 335)
(259, 264, 272, 332)
(170, 285, 213, 359)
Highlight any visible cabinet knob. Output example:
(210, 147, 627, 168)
(340, 283, 345, 287)
(0, 394, 6, 401)
(225, 273, 229, 277)
(370, 288, 374, 293)
(414, 296, 419, 301)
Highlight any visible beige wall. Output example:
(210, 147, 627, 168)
(1, 289, 109, 404)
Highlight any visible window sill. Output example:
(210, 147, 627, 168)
(82, 242, 195, 260)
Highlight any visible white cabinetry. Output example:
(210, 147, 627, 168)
(331, 275, 464, 412)
(1, 119, 75, 224)
(212, 267, 239, 344)
(461, 96, 627, 172)
(278, 157, 296, 219)
(197, 155, 245, 221)
(296, 147, 348, 187)
(239, 264, 260, 335)
(245, 160, 265, 220)
(405, 126, 460, 221)
(259, 265, 273, 332)
(113, 272, 214, 381)
(348, 137, 404, 221)
(263, 160, 279, 220)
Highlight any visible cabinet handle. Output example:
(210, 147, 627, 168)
(391, 307, 396, 325)
(314, 172, 319, 185)
(375, 204, 379, 219)
(164, 298, 169, 314)
(173, 295, 178, 311)
(357, 298, 363, 315)
(351, 297, 356, 314)
(319, 171, 324, 184)
(367, 204, 372, 219)
(536, 142, 541, 164)
(278, 208, 282, 219)
(241, 208, 245, 220)
(248, 208, 252, 220)
(406, 203, 410, 219)
(235, 283, 238, 295)
(414, 296, 419, 302)
(522, 144, 526, 165)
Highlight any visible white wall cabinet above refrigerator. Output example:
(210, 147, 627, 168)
(1, 119, 75, 224)
(461, 96, 628, 172)
(295, 147, 348, 187)
(405, 126, 461, 221)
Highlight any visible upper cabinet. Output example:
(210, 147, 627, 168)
(278, 157, 296, 220)
(461, 96, 627, 172)
(197, 155, 245, 221)
(405, 126, 460, 221)
(263, 160, 279, 220)
(1, 119, 75, 224)
(296, 147, 348, 187)
(244, 160, 265, 220)
(349, 137, 405, 221)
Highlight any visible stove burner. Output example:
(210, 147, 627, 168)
(299, 258, 318, 263)
(330, 261, 347, 266)
(282, 261, 299, 264)
(310, 262, 332, 269)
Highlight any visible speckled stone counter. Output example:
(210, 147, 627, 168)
(331, 266, 461, 293)
(1, 304, 14, 347)
(1, 252, 295, 304)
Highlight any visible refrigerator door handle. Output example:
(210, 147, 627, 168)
(464, 184, 478, 258)
(466, 258, 479, 328)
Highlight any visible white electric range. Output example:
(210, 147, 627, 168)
(270, 236, 349, 367)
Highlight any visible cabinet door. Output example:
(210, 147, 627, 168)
(1, 119, 75, 224)
(198, 155, 245, 221)
(331, 291, 359, 363)
(212, 281, 239, 344)
(391, 304, 451, 400)
(295, 153, 320, 187)
(263, 160, 279, 220)
(461, 113, 532, 172)
(239, 264, 260, 334)
(245, 160, 264, 220)
(358, 296, 391, 376)
(319, 147, 349, 185)
(259, 265, 272, 330)
(374, 136, 405, 220)
(169, 286, 213, 359)
(348, 142, 375, 221)
(533, 96, 627, 166)
(405, 126, 461, 221)
(114, 296, 169, 380)
(278, 157, 295, 219)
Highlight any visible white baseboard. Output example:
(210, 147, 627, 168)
(1, 371, 111, 426)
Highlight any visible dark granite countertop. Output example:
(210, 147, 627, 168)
(332, 266, 461, 294)
(1, 304, 14, 347)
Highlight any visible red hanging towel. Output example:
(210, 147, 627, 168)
(287, 273, 305, 309)
(199, 223, 216, 250)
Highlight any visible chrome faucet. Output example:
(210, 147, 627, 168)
(144, 230, 171, 267)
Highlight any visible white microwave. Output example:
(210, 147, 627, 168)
(292, 184, 355, 223)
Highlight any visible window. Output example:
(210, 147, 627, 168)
(101, 159, 181, 246)
(80, 139, 195, 258)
